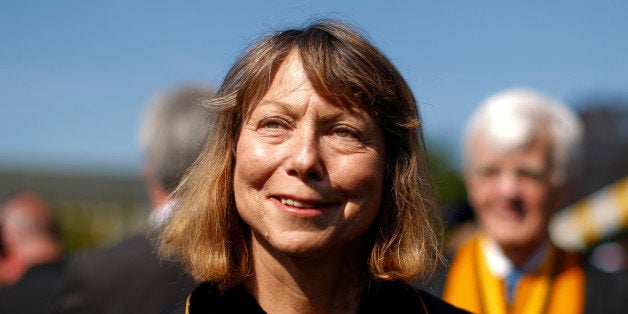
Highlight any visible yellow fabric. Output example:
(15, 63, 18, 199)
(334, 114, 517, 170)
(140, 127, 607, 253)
(442, 237, 486, 313)
(475, 242, 507, 314)
(614, 177, 628, 229)
(443, 235, 585, 314)
(185, 294, 191, 314)
(574, 198, 596, 246)
(544, 252, 585, 314)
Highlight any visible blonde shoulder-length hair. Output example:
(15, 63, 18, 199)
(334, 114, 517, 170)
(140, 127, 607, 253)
(156, 18, 443, 290)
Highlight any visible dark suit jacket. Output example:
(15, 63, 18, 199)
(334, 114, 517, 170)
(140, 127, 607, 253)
(0, 260, 67, 314)
(53, 234, 196, 314)
(582, 256, 628, 314)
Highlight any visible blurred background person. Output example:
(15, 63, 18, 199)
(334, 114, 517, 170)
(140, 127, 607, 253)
(441, 88, 594, 313)
(53, 85, 215, 314)
(0, 190, 66, 313)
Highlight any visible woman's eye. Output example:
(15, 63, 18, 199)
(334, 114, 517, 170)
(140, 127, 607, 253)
(260, 118, 285, 129)
(335, 128, 351, 137)
(265, 121, 281, 129)
(334, 127, 362, 140)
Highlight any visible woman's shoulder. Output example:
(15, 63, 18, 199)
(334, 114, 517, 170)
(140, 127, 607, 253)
(163, 281, 470, 314)
(414, 288, 472, 314)
(172, 282, 265, 314)
(360, 281, 471, 314)
(160, 300, 186, 314)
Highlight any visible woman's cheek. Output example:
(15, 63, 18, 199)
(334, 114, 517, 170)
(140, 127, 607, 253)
(236, 134, 278, 186)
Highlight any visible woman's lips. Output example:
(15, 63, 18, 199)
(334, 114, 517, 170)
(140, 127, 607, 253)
(280, 197, 316, 208)
(271, 196, 335, 218)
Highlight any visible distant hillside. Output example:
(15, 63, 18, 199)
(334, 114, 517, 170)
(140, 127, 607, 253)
(0, 167, 146, 203)
(1, 167, 150, 252)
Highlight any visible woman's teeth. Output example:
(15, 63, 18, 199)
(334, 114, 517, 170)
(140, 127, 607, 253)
(281, 198, 314, 208)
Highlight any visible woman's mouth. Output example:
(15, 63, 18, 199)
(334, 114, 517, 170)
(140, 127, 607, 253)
(280, 197, 316, 208)
(273, 195, 337, 219)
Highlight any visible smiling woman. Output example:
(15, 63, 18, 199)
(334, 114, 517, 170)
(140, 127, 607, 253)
(155, 19, 469, 313)
(234, 50, 386, 259)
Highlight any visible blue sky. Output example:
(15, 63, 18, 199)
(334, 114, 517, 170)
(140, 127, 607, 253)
(1, 1, 627, 174)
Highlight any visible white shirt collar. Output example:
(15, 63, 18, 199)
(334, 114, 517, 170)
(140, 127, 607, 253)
(480, 236, 550, 278)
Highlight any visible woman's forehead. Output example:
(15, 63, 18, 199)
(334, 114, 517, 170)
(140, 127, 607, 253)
(246, 55, 368, 115)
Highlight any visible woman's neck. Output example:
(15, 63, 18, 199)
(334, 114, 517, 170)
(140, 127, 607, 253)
(246, 237, 367, 314)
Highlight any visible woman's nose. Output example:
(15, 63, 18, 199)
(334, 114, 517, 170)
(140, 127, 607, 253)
(286, 129, 324, 181)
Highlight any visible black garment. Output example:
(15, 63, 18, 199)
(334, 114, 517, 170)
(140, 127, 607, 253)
(0, 260, 67, 314)
(53, 234, 196, 314)
(164, 281, 471, 313)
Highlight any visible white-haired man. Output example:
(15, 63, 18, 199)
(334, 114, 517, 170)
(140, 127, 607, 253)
(442, 88, 587, 313)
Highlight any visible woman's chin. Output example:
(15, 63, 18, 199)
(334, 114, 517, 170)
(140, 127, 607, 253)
(264, 235, 337, 259)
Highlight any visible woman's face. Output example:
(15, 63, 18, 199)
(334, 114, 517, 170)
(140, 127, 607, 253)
(233, 51, 386, 258)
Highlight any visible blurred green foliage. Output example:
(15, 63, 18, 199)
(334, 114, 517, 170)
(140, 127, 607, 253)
(1, 168, 150, 253)
(427, 144, 467, 208)
(54, 199, 149, 253)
